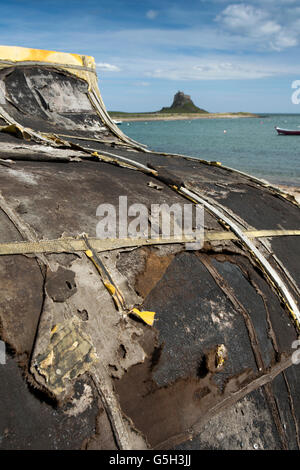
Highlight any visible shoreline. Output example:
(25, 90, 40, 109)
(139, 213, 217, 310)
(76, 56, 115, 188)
(111, 113, 257, 122)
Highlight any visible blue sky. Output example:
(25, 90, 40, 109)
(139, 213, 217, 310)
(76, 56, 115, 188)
(1, 0, 300, 112)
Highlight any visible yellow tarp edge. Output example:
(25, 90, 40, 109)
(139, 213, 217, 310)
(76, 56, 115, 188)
(0, 45, 95, 69)
(131, 308, 156, 326)
(0, 45, 97, 92)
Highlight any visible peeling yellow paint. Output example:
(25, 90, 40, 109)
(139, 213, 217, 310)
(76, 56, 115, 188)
(0, 45, 95, 69)
(131, 308, 156, 326)
(0, 45, 98, 93)
(51, 325, 58, 335)
(39, 349, 54, 370)
(35, 319, 97, 395)
(0, 123, 31, 140)
(104, 281, 116, 296)
(215, 344, 227, 369)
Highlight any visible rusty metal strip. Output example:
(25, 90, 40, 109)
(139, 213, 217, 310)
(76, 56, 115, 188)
(199, 249, 289, 449)
(203, 189, 300, 299)
(265, 250, 300, 299)
(247, 275, 281, 359)
(264, 382, 289, 450)
(154, 355, 294, 450)
(282, 370, 300, 449)
(190, 189, 300, 299)
(83, 235, 126, 312)
(179, 186, 300, 331)
(198, 253, 266, 372)
(197, 255, 289, 448)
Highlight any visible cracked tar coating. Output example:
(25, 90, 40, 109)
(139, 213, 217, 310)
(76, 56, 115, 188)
(0, 46, 299, 450)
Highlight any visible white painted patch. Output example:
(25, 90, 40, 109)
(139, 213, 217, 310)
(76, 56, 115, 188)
(7, 168, 39, 185)
(210, 300, 235, 330)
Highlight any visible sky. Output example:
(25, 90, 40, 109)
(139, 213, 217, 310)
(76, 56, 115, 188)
(1, 0, 300, 112)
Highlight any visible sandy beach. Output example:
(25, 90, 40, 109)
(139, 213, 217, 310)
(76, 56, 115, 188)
(113, 113, 257, 122)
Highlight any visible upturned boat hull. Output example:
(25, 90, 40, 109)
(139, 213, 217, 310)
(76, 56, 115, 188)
(0, 46, 299, 451)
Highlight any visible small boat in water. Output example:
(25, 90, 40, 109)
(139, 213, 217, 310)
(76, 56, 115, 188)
(275, 126, 300, 135)
(113, 119, 123, 125)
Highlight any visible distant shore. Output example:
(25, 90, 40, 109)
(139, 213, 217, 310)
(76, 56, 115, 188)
(109, 112, 258, 122)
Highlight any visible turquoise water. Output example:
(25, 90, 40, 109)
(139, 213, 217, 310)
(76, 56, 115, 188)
(122, 114, 300, 186)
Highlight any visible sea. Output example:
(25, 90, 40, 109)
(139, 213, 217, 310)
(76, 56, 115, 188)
(122, 114, 300, 187)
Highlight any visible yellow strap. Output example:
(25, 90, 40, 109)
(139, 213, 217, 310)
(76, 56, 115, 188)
(84, 248, 125, 311)
(85, 249, 156, 325)
(0, 230, 299, 256)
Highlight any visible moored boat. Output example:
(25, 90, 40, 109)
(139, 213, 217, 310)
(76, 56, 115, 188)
(275, 126, 300, 135)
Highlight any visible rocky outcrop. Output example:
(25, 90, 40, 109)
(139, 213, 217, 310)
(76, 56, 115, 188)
(160, 90, 208, 113)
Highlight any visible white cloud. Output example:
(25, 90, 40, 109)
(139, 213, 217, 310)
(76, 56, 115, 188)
(145, 60, 275, 80)
(218, 4, 268, 30)
(146, 10, 158, 20)
(112, 55, 300, 81)
(96, 62, 121, 72)
(216, 3, 298, 51)
(135, 81, 150, 86)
